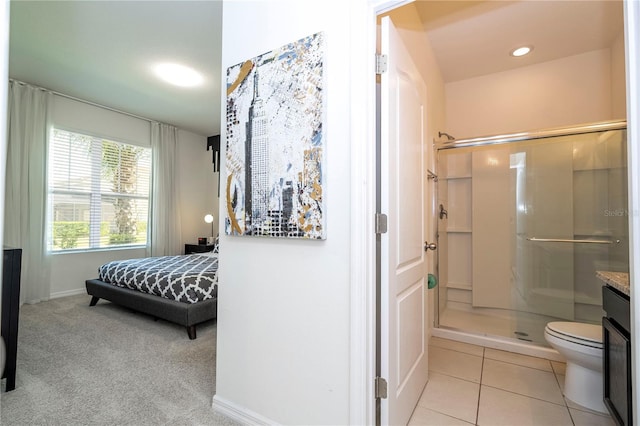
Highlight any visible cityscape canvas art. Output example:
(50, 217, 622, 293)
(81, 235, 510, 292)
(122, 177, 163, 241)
(225, 32, 325, 239)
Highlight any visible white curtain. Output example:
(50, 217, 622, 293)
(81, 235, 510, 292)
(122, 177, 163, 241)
(149, 122, 182, 256)
(4, 81, 52, 304)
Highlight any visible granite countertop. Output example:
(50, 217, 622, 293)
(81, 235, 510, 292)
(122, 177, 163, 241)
(596, 271, 630, 296)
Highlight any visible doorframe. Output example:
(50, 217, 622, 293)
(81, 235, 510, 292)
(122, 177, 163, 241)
(348, 1, 417, 425)
(624, 1, 640, 423)
(350, 0, 640, 424)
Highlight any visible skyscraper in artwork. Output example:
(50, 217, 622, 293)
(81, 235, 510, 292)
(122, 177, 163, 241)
(226, 32, 325, 239)
(244, 68, 270, 233)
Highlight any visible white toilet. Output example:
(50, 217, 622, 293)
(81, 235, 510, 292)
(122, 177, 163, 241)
(544, 321, 607, 413)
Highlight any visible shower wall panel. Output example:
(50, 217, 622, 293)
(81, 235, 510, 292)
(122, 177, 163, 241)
(439, 151, 473, 313)
(472, 148, 511, 309)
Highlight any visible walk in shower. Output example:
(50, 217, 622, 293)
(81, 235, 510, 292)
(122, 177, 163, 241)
(435, 121, 629, 348)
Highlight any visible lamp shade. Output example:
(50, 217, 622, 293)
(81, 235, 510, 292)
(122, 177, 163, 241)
(204, 214, 215, 240)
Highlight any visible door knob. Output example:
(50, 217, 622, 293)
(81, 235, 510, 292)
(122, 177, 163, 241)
(424, 241, 437, 251)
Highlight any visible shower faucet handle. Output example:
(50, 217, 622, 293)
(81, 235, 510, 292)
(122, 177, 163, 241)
(439, 204, 448, 219)
(424, 241, 437, 251)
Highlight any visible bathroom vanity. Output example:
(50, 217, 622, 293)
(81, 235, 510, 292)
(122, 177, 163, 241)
(598, 271, 631, 426)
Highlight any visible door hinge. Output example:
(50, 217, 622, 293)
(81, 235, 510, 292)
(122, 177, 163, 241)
(375, 213, 388, 234)
(376, 54, 388, 74)
(375, 376, 388, 399)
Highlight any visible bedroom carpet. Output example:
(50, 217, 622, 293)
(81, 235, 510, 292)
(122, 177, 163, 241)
(0, 294, 239, 426)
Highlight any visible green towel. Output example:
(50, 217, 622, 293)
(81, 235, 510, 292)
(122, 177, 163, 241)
(427, 273, 438, 289)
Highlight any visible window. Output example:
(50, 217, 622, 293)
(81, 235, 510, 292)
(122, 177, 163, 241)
(48, 128, 151, 251)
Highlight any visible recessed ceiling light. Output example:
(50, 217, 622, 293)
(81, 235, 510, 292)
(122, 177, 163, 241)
(510, 46, 533, 57)
(153, 63, 204, 87)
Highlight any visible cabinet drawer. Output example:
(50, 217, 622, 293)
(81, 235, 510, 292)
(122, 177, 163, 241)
(603, 285, 630, 333)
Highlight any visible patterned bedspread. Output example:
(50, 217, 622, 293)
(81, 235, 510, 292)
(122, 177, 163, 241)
(98, 254, 218, 304)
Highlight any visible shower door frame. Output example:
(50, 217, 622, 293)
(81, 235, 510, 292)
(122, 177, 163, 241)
(433, 119, 627, 348)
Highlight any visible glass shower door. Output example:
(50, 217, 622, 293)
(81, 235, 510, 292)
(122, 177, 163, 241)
(436, 126, 628, 346)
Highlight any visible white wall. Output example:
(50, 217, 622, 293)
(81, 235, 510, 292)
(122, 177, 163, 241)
(50, 247, 147, 297)
(51, 95, 151, 147)
(215, 1, 356, 424)
(177, 129, 219, 248)
(49, 95, 217, 297)
(445, 49, 614, 138)
(611, 31, 627, 119)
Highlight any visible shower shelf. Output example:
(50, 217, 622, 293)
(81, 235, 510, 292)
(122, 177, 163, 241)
(573, 230, 614, 237)
(446, 228, 472, 233)
(442, 175, 471, 180)
(446, 282, 472, 291)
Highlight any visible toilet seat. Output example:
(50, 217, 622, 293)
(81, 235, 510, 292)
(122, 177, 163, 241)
(545, 322, 602, 349)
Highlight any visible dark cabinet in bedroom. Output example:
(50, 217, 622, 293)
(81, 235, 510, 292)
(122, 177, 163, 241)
(2, 248, 22, 392)
(185, 244, 216, 254)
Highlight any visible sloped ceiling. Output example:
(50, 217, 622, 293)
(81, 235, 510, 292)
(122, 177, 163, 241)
(8, 1, 624, 137)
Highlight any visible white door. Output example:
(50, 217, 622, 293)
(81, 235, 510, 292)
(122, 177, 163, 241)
(379, 16, 429, 426)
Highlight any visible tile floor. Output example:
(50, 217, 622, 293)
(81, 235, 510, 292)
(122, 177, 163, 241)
(408, 336, 616, 426)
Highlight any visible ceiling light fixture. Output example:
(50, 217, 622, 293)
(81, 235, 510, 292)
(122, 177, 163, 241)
(510, 46, 533, 57)
(153, 63, 204, 87)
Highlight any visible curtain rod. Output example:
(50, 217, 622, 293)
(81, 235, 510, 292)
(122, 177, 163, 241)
(9, 78, 179, 128)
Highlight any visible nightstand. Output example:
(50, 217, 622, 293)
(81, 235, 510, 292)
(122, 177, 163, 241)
(185, 244, 216, 254)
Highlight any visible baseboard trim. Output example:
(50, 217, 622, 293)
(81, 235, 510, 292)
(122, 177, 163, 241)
(50, 288, 87, 299)
(212, 394, 278, 425)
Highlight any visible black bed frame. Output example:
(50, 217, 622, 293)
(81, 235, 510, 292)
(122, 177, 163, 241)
(85, 279, 217, 340)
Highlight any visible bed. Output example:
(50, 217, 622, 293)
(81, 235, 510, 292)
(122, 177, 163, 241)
(85, 249, 218, 340)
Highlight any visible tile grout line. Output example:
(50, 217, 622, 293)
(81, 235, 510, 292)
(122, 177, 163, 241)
(431, 344, 484, 358)
(566, 403, 577, 426)
(481, 348, 565, 408)
(483, 357, 556, 373)
(475, 347, 485, 425)
(429, 339, 614, 425)
(480, 353, 573, 425)
(480, 383, 571, 408)
(550, 360, 577, 425)
(550, 359, 613, 419)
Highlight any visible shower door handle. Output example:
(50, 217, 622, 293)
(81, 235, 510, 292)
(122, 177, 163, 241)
(527, 237, 619, 244)
(424, 241, 437, 251)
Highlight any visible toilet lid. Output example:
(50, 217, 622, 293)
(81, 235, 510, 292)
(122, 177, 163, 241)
(546, 321, 602, 345)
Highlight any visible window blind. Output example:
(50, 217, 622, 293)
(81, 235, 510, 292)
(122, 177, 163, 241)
(48, 128, 151, 251)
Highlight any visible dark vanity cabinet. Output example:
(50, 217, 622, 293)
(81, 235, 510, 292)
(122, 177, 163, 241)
(1, 248, 22, 392)
(602, 285, 632, 426)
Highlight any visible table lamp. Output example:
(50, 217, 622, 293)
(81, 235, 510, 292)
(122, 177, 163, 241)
(204, 214, 215, 244)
